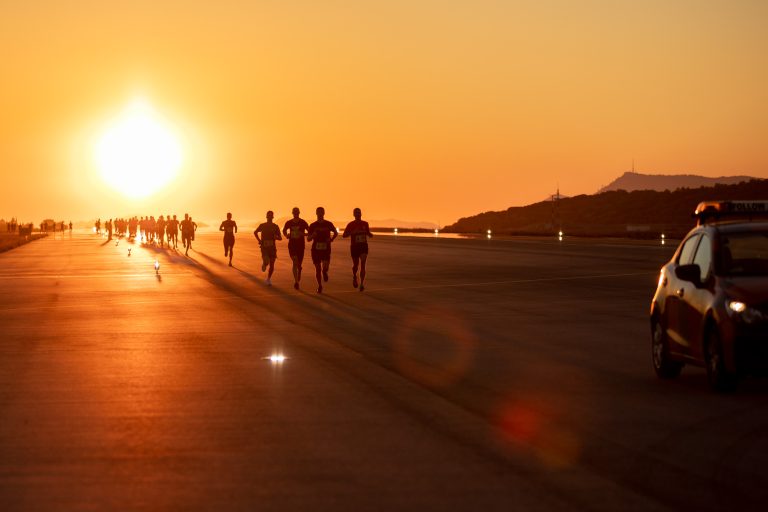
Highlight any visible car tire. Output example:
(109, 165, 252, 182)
(652, 317, 683, 379)
(705, 328, 738, 392)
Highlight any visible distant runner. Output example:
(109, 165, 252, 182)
(307, 206, 338, 294)
(282, 207, 309, 290)
(156, 215, 166, 248)
(167, 215, 179, 249)
(147, 216, 157, 244)
(219, 212, 238, 266)
(342, 208, 373, 291)
(254, 211, 282, 286)
(180, 213, 197, 256)
(129, 216, 138, 239)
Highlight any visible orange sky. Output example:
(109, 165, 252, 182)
(1, 0, 767, 226)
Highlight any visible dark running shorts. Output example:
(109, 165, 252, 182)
(288, 241, 305, 261)
(311, 248, 331, 265)
(223, 233, 235, 247)
(351, 242, 369, 260)
(261, 245, 277, 260)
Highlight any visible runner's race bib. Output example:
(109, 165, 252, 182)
(354, 234, 367, 243)
(315, 242, 328, 250)
(290, 227, 302, 239)
(262, 239, 275, 248)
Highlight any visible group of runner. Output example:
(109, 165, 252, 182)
(219, 207, 373, 293)
(103, 214, 200, 255)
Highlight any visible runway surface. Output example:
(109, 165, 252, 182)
(1, 231, 767, 511)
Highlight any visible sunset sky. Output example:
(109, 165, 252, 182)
(1, 0, 766, 226)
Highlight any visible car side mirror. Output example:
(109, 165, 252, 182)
(675, 263, 701, 285)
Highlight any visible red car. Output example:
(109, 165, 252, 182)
(650, 200, 768, 391)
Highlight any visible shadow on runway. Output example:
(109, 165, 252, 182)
(139, 243, 202, 269)
(181, 250, 412, 364)
(132, 244, 450, 404)
(194, 250, 231, 269)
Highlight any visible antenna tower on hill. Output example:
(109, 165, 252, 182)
(551, 184, 561, 234)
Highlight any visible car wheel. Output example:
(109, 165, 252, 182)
(704, 329, 738, 392)
(652, 318, 683, 379)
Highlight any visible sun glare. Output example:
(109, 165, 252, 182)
(95, 99, 183, 198)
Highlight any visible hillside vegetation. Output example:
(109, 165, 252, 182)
(444, 179, 768, 238)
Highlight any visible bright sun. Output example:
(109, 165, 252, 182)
(95, 99, 183, 198)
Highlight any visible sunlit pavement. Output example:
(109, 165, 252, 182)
(1, 231, 767, 511)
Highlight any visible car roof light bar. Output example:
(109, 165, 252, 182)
(694, 200, 768, 225)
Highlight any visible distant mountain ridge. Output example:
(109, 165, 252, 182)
(444, 178, 768, 238)
(599, 171, 756, 193)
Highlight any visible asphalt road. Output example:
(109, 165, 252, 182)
(1, 230, 767, 511)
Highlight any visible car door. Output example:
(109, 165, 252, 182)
(684, 233, 715, 362)
(665, 233, 701, 356)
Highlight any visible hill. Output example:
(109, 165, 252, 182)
(599, 171, 756, 193)
(368, 219, 438, 229)
(444, 179, 768, 238)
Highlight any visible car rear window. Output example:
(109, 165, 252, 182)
(718, 231, 768, 276)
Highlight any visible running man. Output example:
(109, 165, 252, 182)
(219, 212, 238, 266)
(147, 216, 156, 244)
(128, 217, 137, 239)
(180, 213, 197, 255)
(282, 207, 309, 290)
(156, 215, 166, 248)
(307, 206, 338, 294)
(167, 214, 178, 249)
(254, 211, 282, 285)
(342, 208, 373, 291)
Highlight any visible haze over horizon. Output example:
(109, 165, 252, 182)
(2, 1, 767, 224)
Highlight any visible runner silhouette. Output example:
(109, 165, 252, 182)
(282, 207, 309, 290)
(180, 214, 197, 255)
(307, 207, 338, 294)
(220, 212, 238, 266)
(342, 208, 373, 291)
(254, 211, 282, 285)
